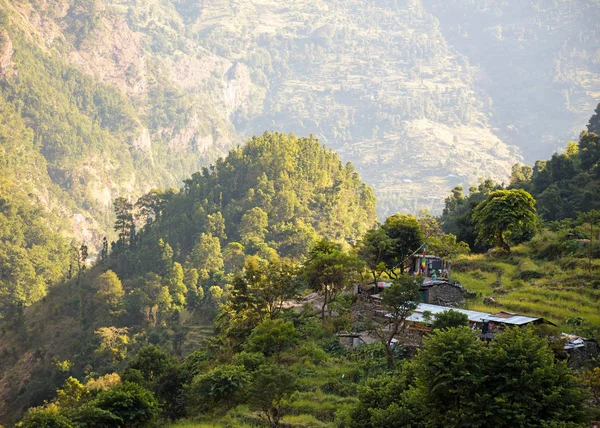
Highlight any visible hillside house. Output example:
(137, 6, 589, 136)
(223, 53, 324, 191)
(408, 254, 451, 280)
(405, 303, 553, 336)
(362, 278, 470, 307)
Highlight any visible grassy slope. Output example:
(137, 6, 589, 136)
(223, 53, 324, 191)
(452, 242, 600, 331)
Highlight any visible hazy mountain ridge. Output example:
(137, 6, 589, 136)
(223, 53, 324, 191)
(0, 0, 598, 246)
(424, 0, 600, 158)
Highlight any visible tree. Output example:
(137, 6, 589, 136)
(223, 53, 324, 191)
(509, 163, 533, 187)
(113, 197, 134, 250)
(342, 327, 591, 427)
(246, 364, 296, 427)
(587, 102, 600, 135)
(302, 240, 364, 318)
(381, 214, 424, 275)
(94, 327, 130, 363)
(190, 364, 250, 411)
(245, 257, 299, 318)
(222, 242, 246, 274)
(187, 233, 223, 272)
(16, 405, 74, 428)
(431, 309, 468, 330)
(66, 404, 123, 427)
(578, 209, 600, 273)
(426, 234, 470, 259)
(440, 180, 498, 252)
(55, 377, 89, 409)
(183, 267, 204, 308)
(239, 207, 269, 244)
(372, 275, 421, 369)
(244, 318, 300, 358)
(473, 189, 537, 252)
(357, 227, 392, 284)
(90, 382, 159, 427)
(484, 327, 589, 425)
(93, 270, 124, 317)
(206, 212, 227, 240)
(410, 327, 487, 427)
(168, 262, 187, 310)
(134, 189, 174, 227)
(128, 345, 172, 383)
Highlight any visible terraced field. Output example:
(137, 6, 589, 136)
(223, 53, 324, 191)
(452, 246, 600, 331)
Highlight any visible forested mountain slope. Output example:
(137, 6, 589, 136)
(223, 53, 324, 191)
(0, 0, 598, 248)
(0, 132, 377, 424)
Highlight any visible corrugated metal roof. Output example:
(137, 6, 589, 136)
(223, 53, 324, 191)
(405, 303, 540, 325)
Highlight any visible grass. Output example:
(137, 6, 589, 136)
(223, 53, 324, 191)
(450, 243, 600, 332)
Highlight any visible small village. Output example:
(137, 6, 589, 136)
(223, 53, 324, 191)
(321, 252, 600, 368)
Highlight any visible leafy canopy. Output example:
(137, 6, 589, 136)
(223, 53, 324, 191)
(473, 189, 537, 252)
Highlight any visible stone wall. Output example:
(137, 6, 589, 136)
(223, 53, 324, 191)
(427, 284, 465, 307)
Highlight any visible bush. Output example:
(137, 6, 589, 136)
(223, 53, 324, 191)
(90, 382, 159, 427)
(190, 364, 249, 410)
(231, 352, 266, 372)
(244, 318, 300, 357)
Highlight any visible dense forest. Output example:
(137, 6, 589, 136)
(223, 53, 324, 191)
(2, 119, 600, 426)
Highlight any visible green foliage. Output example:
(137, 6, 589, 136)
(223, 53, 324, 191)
(128, 345, 173, 382)
(441, 180, 500, 251)
(510, 126, 600, 221)
(342, 327, 591, 428)
(376, 275, 421, 368)
(381, 214, 424, 275)
(16, 406, 74, 428)
(93, 270, 124, 318)
(302, 240, 364, 318)
(246, 363, 297, 427)
(473, 189, 537, 252)
(431, 309, 469, 330)
(90, 382, 159, 427)
(0, 181, 71, 319)
(244, 318, 300, 357)
(190, 364, 250, 410)
(65, 404, 123, 428)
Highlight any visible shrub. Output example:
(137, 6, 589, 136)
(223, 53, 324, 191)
(190, 364, 249, 410)
(244, 318, 300, 357)
(90, 382, 159, 427)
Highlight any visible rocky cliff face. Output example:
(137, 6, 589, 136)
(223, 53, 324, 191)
(0, 30, 13, 78)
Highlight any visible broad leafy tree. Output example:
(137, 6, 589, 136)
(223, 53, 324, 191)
(244, 318, 300, 358)
(246, 364, 297, 427)
(473, 189, 537, 252)
(431, 309, 468, 331)
(357, 227, 392, 284)
(372, 275, 421, 369)
(302, 240, 364, 318)
(381, 214, 424, 275)
(90, 382, 159, 427)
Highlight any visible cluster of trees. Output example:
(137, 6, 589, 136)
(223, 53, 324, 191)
(441, 105, 600, 256)
(0, 180, 72, 324)
(16, 305, 596, 427)
(83, 132, 378, 332)
(509, 107, 600, 221)
(442, 183, 538, 253)
(342, 326, 591, 427)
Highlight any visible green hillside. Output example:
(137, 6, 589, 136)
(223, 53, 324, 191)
(440, 111, 600, 333)
(0, 132, 377, 424)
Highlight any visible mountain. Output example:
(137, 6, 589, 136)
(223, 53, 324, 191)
(0, 131, 377, 424)
(0, 0, 598, 247)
